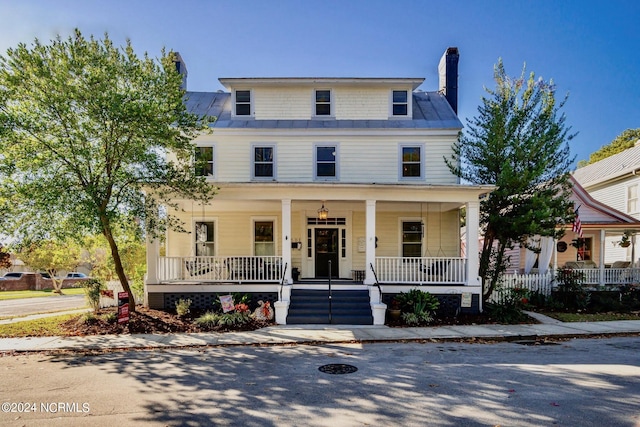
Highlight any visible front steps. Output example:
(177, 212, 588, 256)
(286, 289, 373, 325)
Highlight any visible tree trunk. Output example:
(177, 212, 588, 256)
(100, 215, 135, 312)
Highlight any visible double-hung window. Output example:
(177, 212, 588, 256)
(195, 221, 215, 256)
(400, 145, 422, 179)
(402, 221, 422, 257)
(253, 145, 275, 179)
(254, 221, 275, 256)
(235, 90, 251, 116)
(628, 184, 638, 214)
(315, 145, 338, 180)
(315, 89, 332, 116)
(392, 90, 408, 116)
(195, 146, 214, 177)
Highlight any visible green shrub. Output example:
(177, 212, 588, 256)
(194, 311, 252, 329)
(101, 312, 117, 323)
(194, 312, 220, 329)
(487, 286, 530, 324)
(555, 268, 589, 309)
(81, 279, 104, 312)
(395, 289, 439, 325)
(175, 298, 192, 317)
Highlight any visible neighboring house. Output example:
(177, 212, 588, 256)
(500, 175, 640, 294)
(145, 48, 493, 324)
(573, 142, 640, 265)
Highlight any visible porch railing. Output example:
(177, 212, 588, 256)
(374, 257, 467, 284)
(491, 268, 640, 303)
(158, 256, 284, 283)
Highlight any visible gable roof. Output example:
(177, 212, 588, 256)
(184, 90, 462, 130)
(572, 143, 640, 188)
(569, 175, 640, 228)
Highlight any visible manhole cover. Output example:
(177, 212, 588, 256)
(318, 364, 358, 374)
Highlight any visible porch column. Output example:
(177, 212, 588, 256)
(364, 199, 376, 285)
(145, 235, 160, 285)
(599, 229, 606, 286)
(466, 201, 481, 287)
(282, 199, 293, 284)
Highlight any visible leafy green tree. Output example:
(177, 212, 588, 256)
(17, 239, 81, 293)
(0, 244, 11, 270)
(577, 128, 640, 167)
(0, 30, 216, 310)
(447, 60, 575, 302)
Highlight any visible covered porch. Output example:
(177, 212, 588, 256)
(144, 182, 491, 323)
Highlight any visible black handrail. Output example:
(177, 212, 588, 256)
(328, 260, 332, 323)
(279, 262, 288, 301)
(369, 262, 383, 299)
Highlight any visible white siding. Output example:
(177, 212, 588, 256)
(193, 133, 458, 185)
(590, 175, 640, 220)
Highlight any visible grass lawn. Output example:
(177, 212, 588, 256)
(0, 313, 79, 337)
(540, 311, 640, 322)
(0, 288, 85, 301)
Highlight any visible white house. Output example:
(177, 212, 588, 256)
(573, 142, 640, 265)
(144, 48, 493, 324)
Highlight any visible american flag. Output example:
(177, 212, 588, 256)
(572, 207, 583, 238)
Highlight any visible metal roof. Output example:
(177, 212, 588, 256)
(184, 91, 463, 130)
(572, 143, 640, 188)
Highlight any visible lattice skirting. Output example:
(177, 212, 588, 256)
(154, 292, 278, 311)
(382, 293, 479, 315)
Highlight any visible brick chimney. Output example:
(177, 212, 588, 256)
(438, 47, 459, 114)
(173, 52, 188, 90)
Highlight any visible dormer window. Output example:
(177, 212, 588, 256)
(392, 90, 408, 116)
(235, 90, 251, 116)
(315, 89, 332, 116)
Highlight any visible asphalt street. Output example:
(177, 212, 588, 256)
(1, 337, 639, 426)
(0, 295, 86, 317)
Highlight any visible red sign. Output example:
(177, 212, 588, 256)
(118, 292, 130, 324)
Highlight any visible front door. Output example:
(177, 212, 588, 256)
(315, 228, 339, 278)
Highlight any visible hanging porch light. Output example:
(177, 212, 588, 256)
(317, 203, 329, 220)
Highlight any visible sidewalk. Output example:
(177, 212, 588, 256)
(2, 311, 640, 353)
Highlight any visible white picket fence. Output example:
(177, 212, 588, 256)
(489, 272, 555, 304)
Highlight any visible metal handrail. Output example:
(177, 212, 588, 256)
(279, 262, 288, 301)
(370, 262, 382, 296)
(328, 260, 332, 324)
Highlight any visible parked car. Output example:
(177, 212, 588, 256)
(39, 272, 52, 279)
(2, 272, 24, 280)
(66, 272, 88, 279)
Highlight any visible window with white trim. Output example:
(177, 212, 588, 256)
(235, 90, 251, 116)
(392, 90, 408, 116)
(315, 89, 332, 116)
(315, 145, 338, 180)
(195, 146, 214, 177)
(402, 221, 422, 257)
(400, 145, 422, 178)
(252, 145, 275, 179)
(628, 184, 638, 214)
(195, 221, 215, 256)
(254, 221, 274, 256)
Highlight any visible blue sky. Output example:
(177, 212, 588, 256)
(1, 0, 638, 166)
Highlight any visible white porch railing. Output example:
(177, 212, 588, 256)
(492, 268, 640, 303)
(158, 256, 283, 283)
(375, 257, 467, 284)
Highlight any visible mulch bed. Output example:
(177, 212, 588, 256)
(59, 306, 274, 336)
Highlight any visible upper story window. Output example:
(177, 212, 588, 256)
(400, 145, 423, 179)
(402, 221, 422, 257)
(392, 90, 408, 116)
(315, 144, 338, 180)
(315, 89, 332, 116)
(195, 146, 214, 177)
(235, 90, 251, 116)
(628, 184, 638, 214)
(252, 145, 275, 179)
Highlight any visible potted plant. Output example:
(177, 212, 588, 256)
(617, 230, 633, 248)
(387, 297, 402, 322)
